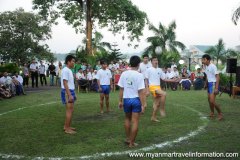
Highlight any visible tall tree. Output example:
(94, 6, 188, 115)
(0, 8, 54, 65)
(205, 39, 226, 67)
(145, 21, 185, 55)
(33, 0, 148, 55)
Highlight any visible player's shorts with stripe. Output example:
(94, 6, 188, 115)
(61, 89, 76, 105)
(208, 82, 219, 94)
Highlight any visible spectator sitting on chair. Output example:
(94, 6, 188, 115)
(194, 68, 204, 90)
(12, 72, 26, 95)
(76, 69, 88, 91)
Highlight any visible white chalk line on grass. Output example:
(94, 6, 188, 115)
(0, 102, 209, 160)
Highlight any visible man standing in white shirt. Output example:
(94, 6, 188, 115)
(202, 54, 223, 121)
(30, 59, 38, 88)
(118, 56, 145, 148)
(61, 55, 77, 134)
(96, 60, 113, 114)
(139, 54, 152, 112)
(145, 57, 177, 122)
(39, 61, 47, 86)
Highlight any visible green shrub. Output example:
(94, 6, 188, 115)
(0, 63, 20, 74)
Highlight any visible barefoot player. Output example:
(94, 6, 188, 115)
(145, 56, 178, 122)
(139, 54, 152, 113)
(96, 60, 113, 114)
(61, 55, 77, 134)
(118, 56, 145, 148)
(202, 54, 223, 120)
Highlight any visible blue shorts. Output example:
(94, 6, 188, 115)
(61, 89, 76, 105)
(100, 85, 110, 95)
(208, 82, 219, 94)
(123, 97, 142, 113)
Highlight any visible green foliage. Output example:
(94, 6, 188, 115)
(144, 21, 185, 55)
(205, 39, 226, 67)
(155, 51, 181, 68)
(0, 8, 54, 65)
(219, 73, 236, 86)
(33, 0, 148, 42)
(0, 63, 19, 74)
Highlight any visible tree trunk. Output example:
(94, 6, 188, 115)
(86, 0, 93, 56)
(216, 58, 219, 67)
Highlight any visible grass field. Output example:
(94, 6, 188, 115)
(0, 89, 240, 160)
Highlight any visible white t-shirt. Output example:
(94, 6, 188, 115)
(87, 72, 93, 80)
(39, 65, 45, 74)
(173, 71, 179, 78)
(118, 70, 145, 98)
(145, 67, 166, 86)
(76, 72, 85, 80)
(15, 75, 23, 84)
(61, 67, 75, 90)
(96, 69, 112, 85)
(30, 63, 38, 71)
(166, 71, 175, 79)
(205, 63, 218, 82)
(139, 62, 152, 76)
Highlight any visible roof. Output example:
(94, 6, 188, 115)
(193, 45, 213, 53)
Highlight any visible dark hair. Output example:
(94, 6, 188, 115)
(202, 54, 211, 61)
(151, 56, 158, 61)
(100, 60, 107, 65)
(142, 54, 149, 59)
(65, 55, 75, 64)
(129, 56, 141, 67)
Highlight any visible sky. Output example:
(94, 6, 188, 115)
(0, 0, 240, 54)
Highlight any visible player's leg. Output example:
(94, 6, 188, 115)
(129, 112, 140, 147)
(64, 102, 76, 134)
(151, 97, 161, 122)
(100, 93, 104, 114)
(155, 89, 167, 117)
(209, 93, 223, 120)
(124, 112, 132, 144)
(105, 94, 110, 112)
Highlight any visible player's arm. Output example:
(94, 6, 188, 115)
(63, 79, 73, 103)
(144, 78, 150, 96)
(138, 88, 145, 109)
(118, 87, 124, 109)
(215, 74, 220, 92)
(97, 79, 102, 91)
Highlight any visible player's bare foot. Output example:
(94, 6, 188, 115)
(209, 112, 215, 119)
(218, 113, 223, 121)
(100, 110, 104, 114)
(64, 129, 76, 134)
(63, 127, 76, 131)
(124, 139, 130, 145)
(160, 111, 166, 117)
(129, 143, 138, 148)
(151, 117, 160, 122)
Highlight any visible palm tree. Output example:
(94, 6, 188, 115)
(82, 31, 111, 55)
(205, 39, 226, 67)
(232, 6, 240, 25)
(145, 21, 185, 55)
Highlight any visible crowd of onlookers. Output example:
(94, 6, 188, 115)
(0, 57, 207, 100)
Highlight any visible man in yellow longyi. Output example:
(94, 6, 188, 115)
(145, 57, 179, 122)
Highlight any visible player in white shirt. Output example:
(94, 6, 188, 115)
(202, 54, 223, 121)
(145, 57, 178, 122)
(118, 56, 145, 148)
(96, 60, 113, 114)
(139, 54, 152, 113)
(39, 61, 47, 86)
(61, 55, 77, 134)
